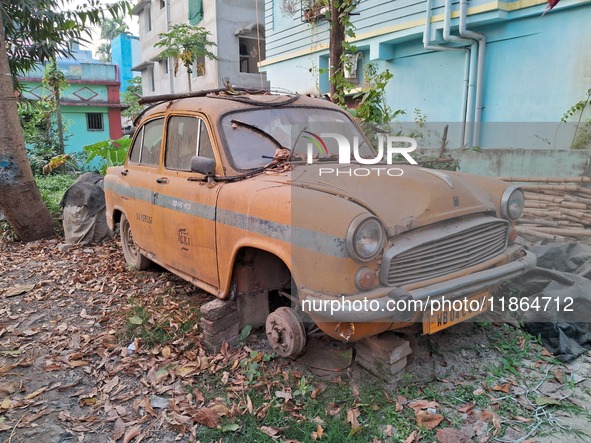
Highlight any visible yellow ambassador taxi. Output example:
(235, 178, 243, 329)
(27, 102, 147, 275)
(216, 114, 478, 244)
(104, 90, 536, 358)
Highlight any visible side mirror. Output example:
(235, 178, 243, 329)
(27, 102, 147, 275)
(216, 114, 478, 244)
(190, 156, 215, 177)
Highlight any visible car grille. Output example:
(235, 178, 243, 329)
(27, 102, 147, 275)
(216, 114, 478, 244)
(380, 216, 508, 287)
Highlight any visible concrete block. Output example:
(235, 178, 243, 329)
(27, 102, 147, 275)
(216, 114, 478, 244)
(200, 311, 239, 335)
(204, 334, 240, 354)
(355, 332, 411, 365)
(356, 354, 408, 383)
(202, 322, 240, 354)
(200, 298, 237, 321)
(237, 290, 269, 329)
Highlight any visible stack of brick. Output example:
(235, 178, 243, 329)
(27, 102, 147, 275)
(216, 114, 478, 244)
(355, 333, 412, 383)
(200, 299, 240, 353)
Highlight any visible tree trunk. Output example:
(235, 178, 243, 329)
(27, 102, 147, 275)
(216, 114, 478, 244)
(0, 13, 55, 241)
(329, 0, 345, 101)
(187, 69, 192, 92)
(55, 87, 64, 154)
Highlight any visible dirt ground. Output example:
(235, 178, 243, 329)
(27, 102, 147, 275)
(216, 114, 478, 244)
(1, 238, 590, 442)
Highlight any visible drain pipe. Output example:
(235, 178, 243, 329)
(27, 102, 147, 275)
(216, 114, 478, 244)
(423, 0, 464, 53)
(443, 0, 474, 147)
(166, 0, 174, 94)
(459, 0, 486, 147)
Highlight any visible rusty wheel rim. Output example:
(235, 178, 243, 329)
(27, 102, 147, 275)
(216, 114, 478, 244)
(265, 307, 306, 358)
(122, 218, 139, 261)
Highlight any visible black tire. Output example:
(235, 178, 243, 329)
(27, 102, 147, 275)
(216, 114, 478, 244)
(120, 213, 151, 270)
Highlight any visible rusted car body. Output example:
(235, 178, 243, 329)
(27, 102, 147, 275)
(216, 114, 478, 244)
(104, 91, 535, 357)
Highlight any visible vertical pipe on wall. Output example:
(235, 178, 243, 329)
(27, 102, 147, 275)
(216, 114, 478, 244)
(459, 0, 486, 147)
(423, 0, 464, 52)
(443, 0, 474, 147)
(166, 0, 174, 94)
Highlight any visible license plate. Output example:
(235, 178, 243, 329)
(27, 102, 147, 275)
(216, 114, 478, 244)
(423, 291, 489, 334)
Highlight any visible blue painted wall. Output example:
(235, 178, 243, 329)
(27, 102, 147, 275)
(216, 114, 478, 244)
(262, 0, 591, 150)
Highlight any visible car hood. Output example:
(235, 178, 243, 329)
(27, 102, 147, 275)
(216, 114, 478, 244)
(287, 164, 501, 236)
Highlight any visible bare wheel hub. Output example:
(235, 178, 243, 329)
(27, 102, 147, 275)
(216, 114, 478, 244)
(265, 307, 306, 358)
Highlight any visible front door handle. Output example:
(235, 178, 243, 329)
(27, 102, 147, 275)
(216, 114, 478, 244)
(156, 177, 169, 184)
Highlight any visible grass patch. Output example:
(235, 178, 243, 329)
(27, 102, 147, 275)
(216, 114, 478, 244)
(123, 295, 200, 348)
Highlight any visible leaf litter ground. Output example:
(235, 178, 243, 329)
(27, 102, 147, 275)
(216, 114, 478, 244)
(0, 238, 590, 443)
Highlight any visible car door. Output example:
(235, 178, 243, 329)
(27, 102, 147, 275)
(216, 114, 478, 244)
(122, 117, 164, 256)
(153, 114, 221, 288)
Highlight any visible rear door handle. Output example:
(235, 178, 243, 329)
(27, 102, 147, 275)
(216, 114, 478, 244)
(156, 177, 169, 184)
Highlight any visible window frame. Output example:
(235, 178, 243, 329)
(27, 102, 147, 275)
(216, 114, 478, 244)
(127, 117, 164, 168)
(164, 115, 215, 172)
(86, 112, 104, 131)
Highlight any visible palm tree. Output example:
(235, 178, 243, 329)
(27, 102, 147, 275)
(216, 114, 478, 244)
(155, 24, 217, 92)
(97, 17, 129, 62)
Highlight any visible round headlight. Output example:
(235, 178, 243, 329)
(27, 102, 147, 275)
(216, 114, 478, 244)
(501, 186, 524, 220)
(346, 215, 384, 262)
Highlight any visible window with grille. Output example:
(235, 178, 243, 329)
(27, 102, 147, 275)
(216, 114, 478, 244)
(86, 113, 104, 131)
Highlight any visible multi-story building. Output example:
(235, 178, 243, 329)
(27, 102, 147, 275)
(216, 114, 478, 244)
(111, 34, 141, 93)
(20, 48, 123, 154)
(131, 0, 269, 96)
(261, 0, 591, 153)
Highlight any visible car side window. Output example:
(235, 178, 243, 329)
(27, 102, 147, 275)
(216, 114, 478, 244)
(165, 116, 214, 171)
(129, 126, 143, 163)
(199, 120, 214, 160)
(139, 118, 164, 166)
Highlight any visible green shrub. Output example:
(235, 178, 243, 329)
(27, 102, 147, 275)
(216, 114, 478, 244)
(35, 173, 77, 220)
(84, 136, 130, 174)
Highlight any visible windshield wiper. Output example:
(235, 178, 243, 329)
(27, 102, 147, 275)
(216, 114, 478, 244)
(231, 119, 284, 150)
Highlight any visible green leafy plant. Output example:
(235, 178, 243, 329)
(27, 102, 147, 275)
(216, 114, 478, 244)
(155, 24, 217, 92)
(84, 136, 131, 174)
(561, 88, 591, 150)
(121, 76, 144, 122)
(18, 99, 70, 175)
(293, 375, 314, 400)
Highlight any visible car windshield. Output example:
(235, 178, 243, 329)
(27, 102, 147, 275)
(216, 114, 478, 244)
(220, 107, 373, 170)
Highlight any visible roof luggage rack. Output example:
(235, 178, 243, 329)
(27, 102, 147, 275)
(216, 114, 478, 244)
(137, 86, 271, 105)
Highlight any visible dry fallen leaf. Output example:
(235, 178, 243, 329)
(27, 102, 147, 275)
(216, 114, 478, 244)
(1, 397, 12, 410)
(3, 284, 35, 298)
(492, 382, 512, 393)
(246, 394, 253, 415)
(0, 383, 16, 395)
(261, 425, 281, 437)
(103, 376, 119, 394)
(68, 360, 88, 368)
(326, 402, 343, 417)
(457, 402, 475, 413)
(162, 346, 171, 358)
(194, 407, 221, 428)
(404, 430, 419, 443)
(275, 390, 292, 402)
(113, 418, 126, 441)
(384, 424, 393, 437)
(416, 411, 444, 430)
(436, 427, 472, 443)
(24, 386, 48, 400)
(408, 400, 440, 413)
(347, 407, 361, 430)
(123, 426, 141, 443)
(311, 423, 324, 440)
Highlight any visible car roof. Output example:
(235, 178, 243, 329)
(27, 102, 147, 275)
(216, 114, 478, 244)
(138, 93, 345, 124)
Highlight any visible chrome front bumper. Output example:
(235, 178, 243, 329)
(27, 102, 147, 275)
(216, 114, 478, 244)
(301, 249, 537, 322)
